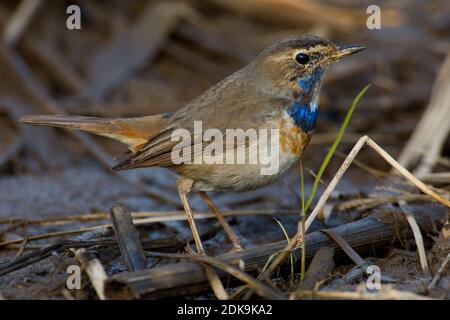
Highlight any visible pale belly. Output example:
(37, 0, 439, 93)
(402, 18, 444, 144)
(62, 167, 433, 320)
(176, 116, 312, 192)
(188, 151, 300, 192)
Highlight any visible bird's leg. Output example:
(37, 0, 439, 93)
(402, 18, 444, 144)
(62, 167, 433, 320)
(177, 177, 204, 254)
(177, 178, 230, 299)
(199, 191, 243, 252)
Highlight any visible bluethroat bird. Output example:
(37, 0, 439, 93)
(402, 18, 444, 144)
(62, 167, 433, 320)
(21, 35, 364, 254)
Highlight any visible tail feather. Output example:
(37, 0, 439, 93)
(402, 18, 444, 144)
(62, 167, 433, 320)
(20, 114, 169, 151)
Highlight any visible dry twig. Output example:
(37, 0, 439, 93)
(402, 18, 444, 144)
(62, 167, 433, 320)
(109, 204, 146, 272)
(428, 253, 450, 290)
(2, 0, 42, 45)
(398, 201, 430, 273)
(74, 248, 108, 300)
(398, 53, 450, 176)
(292, 286, 432, 300)
(146, 251, 285, 300)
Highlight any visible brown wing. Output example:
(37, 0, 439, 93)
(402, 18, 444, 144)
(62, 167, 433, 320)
(112, 72, 290, 171)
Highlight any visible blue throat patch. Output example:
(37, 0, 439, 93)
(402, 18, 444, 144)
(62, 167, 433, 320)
(287, 67, 324, 133)
(287, 101, 318, 133)
(298, 74, 315, 93)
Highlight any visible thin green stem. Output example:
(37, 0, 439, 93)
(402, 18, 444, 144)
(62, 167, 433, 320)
(304, 84, 371, 212)
(297, 84, 371, 282)
(299, 159, 306, 281)
(300, 158, 305, 214)
(274, 218, 294, 284)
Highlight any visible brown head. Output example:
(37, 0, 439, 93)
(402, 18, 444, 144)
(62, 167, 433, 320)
(246, 35, 365, 99)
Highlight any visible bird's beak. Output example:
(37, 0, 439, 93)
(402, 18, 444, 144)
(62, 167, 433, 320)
(331, 45, 366, 61)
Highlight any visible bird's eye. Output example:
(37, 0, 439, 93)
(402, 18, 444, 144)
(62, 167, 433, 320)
(295, 53, 310, 65)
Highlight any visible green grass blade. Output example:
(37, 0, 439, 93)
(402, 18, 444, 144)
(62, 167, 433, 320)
(300, 159, 305, 215)
(273, 217, 294, 283)
(299, 159, 306, 280)
(304, 84, 371, 212)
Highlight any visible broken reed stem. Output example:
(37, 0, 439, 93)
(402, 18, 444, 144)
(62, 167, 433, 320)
(320, 229, 365, 266)
(398, 201, 430, 274)
(109, 204, 147, 272)
(74, 248, 108, 300)
(147, 252, 285, 300)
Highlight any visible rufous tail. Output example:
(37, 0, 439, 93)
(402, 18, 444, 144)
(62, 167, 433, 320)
(20, 114, 169, 152)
